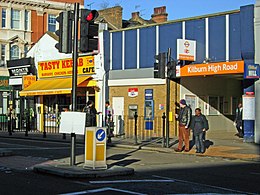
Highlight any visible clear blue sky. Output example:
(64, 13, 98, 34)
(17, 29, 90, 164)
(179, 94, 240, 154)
(84, 0, 256, 20)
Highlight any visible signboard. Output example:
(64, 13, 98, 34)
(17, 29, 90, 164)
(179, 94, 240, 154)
(244, 64, 260, 79)
(59, 112, 86, 135)
(242, 95, 255, 120)
(128, 88, 138, 97)
(180, 61, 244, 77)
(7, 57, 34, 77)
(177, 39, 196, 61)
(145, 89, 153, 100)
(0, 76, 10, 91)
(22, 75, 36, 89)
(96, 128, 106, 142)
(38, 56, 94, 78)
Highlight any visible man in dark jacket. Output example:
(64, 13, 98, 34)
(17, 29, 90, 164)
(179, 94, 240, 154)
(175, 99, 192, 152)
(234, 103, 243, 138)
(190, 108, 209, 153)
(83, 100, 97, 127)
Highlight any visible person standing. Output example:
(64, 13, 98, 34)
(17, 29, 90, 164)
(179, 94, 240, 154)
(190, 108, 209, 153)
(83, 100, 97, 127)
(234, 103, 243, 138)
(175, 99, 192, 152)
(7, 105, 16, 134)
(105, 101, 114, 142)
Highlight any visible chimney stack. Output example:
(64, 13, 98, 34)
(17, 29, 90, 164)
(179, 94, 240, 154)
(151, 6, 168, 23)
(131, 12, 140, 19)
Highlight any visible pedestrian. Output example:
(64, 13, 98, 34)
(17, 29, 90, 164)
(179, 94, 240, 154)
(175, 99, 192, 152)
(83, 100, 97, 127)
(7, 105, 16, 133)
(190, 108, 209, 153)
(234, 103, 243, 138)
(105, 101, 114, 142)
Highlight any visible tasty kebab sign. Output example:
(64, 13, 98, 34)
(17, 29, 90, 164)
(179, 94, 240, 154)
(38, 56, 94, 78)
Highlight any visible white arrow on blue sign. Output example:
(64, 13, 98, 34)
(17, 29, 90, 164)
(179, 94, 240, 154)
(96, 129, 106, 142)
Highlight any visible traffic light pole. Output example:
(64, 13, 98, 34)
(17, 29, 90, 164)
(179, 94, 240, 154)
(166, 48, 171, 148)
(70, 3, 79, 166)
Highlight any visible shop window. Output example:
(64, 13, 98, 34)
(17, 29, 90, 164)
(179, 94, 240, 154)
(128, 105, 138, 119)
(232, 97, 240, 115)
(208, 96, 219, 115)
(198, 96, 206, 115)
(48, 14, 56, 32)
(219, 96, 224, 114)
(1, 44, 5, 66)
(2, 8, 6, 28)
(11, 9, 21, 29)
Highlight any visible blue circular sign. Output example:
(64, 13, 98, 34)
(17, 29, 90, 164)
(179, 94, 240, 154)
(96, 129, 106, 142)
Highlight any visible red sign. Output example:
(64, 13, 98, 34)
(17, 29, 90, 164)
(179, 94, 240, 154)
(128, 88, 138, 97)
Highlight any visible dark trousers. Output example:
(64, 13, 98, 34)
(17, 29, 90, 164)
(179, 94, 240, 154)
(195, 132, 204, 153)
(178, 124, 190, 151)
(236, 121, 243, 137)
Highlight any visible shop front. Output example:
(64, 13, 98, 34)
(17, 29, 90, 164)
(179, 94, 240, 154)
(178, 61, 244, 132)
(7, 57, 36, 130)
(20, 55, 98, 133)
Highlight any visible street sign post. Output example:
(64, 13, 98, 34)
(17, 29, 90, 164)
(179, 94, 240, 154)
(84, 127, 107, 170)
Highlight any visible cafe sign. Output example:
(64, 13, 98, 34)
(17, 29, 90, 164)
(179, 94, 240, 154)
(38, 56, 95, 78)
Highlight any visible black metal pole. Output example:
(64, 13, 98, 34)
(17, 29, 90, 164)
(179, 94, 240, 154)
(166, 48, 171, 148)
(162, 112, 166, 147)
(70, 3, 79, 166)
(134, 112, 138, 145)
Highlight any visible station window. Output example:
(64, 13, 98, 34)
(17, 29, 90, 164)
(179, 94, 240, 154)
(208, 96, 219, 115)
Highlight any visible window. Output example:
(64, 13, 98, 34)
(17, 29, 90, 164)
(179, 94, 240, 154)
(208, 96, 219, 115)
(11, 9, 21, 29)
(10, 45, 19, 60)
(2, 8, 6, 28)
(24, 45, 29, 55)
(1, 44, 5, 64)
(25, 10, 29, 30)
(48, 14, 56, 32)
(185, 95, 196, 115)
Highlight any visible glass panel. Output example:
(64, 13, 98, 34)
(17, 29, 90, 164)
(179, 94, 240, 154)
(48, 14, 56, 32)
(2, 8, 6, 28)
(185, 95, 196, 115)
(209, 96, 219, 115)
(1, 44, 5, 65)
(25, 10, 29, 30)
(11, 9, 20, 29)
(10, 45, 19, 60)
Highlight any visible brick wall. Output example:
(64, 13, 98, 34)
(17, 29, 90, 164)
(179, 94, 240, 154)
(109, 82, 180, 139)
(98, 6, 123, 29)
(48, 0, 84, 5)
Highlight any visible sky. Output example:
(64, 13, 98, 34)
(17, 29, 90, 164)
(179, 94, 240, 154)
(84, 0, 256, 20)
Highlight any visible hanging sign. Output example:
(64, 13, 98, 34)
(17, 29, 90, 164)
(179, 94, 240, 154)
(128, 88, 138, 97)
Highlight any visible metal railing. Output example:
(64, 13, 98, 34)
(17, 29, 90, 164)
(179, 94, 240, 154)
(0, 114, 8, 131)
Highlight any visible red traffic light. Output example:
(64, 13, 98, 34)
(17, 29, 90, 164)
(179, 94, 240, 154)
(82, 10, 99, 22)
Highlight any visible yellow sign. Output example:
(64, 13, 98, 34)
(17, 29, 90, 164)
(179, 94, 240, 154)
(23, 75, 36, 89)
(38, 56, 94, 78)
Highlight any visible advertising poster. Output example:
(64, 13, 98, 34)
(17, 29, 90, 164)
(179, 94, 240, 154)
(242, 95, 255, 120)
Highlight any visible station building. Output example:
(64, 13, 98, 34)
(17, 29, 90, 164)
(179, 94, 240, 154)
(103, 5, 257, 141)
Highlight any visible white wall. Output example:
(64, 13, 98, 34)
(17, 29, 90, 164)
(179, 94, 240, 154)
(255, 0, 260, 143)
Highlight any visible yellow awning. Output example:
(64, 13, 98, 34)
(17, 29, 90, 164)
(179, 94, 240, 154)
(20, 76, 92, 96)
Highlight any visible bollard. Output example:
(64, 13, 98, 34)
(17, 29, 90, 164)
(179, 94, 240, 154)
(43, 129, 46, 138)
(62, 133, 66, 139)
(134, 112, 138, 145)
(162, 112, 166, 147)
(8, 119, 12, 136)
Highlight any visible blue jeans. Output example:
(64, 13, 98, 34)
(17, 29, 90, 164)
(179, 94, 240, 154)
(195, 132, 204, 153)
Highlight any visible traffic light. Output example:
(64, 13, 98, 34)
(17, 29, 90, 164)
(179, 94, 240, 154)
(55, 11, 73, 53)
(80, 9, 99, 52)
(154, 53, 166, 79)
(167, 60, 177, 80)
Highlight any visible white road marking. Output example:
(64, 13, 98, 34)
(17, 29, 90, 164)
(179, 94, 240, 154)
(60, 187, 146, 195)
(250, 172, 260, 175)
(153, 175, 256, 195)
(89, 179, 175, 184)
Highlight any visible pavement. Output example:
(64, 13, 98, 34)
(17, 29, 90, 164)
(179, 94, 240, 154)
(0, 129, 259, 178)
